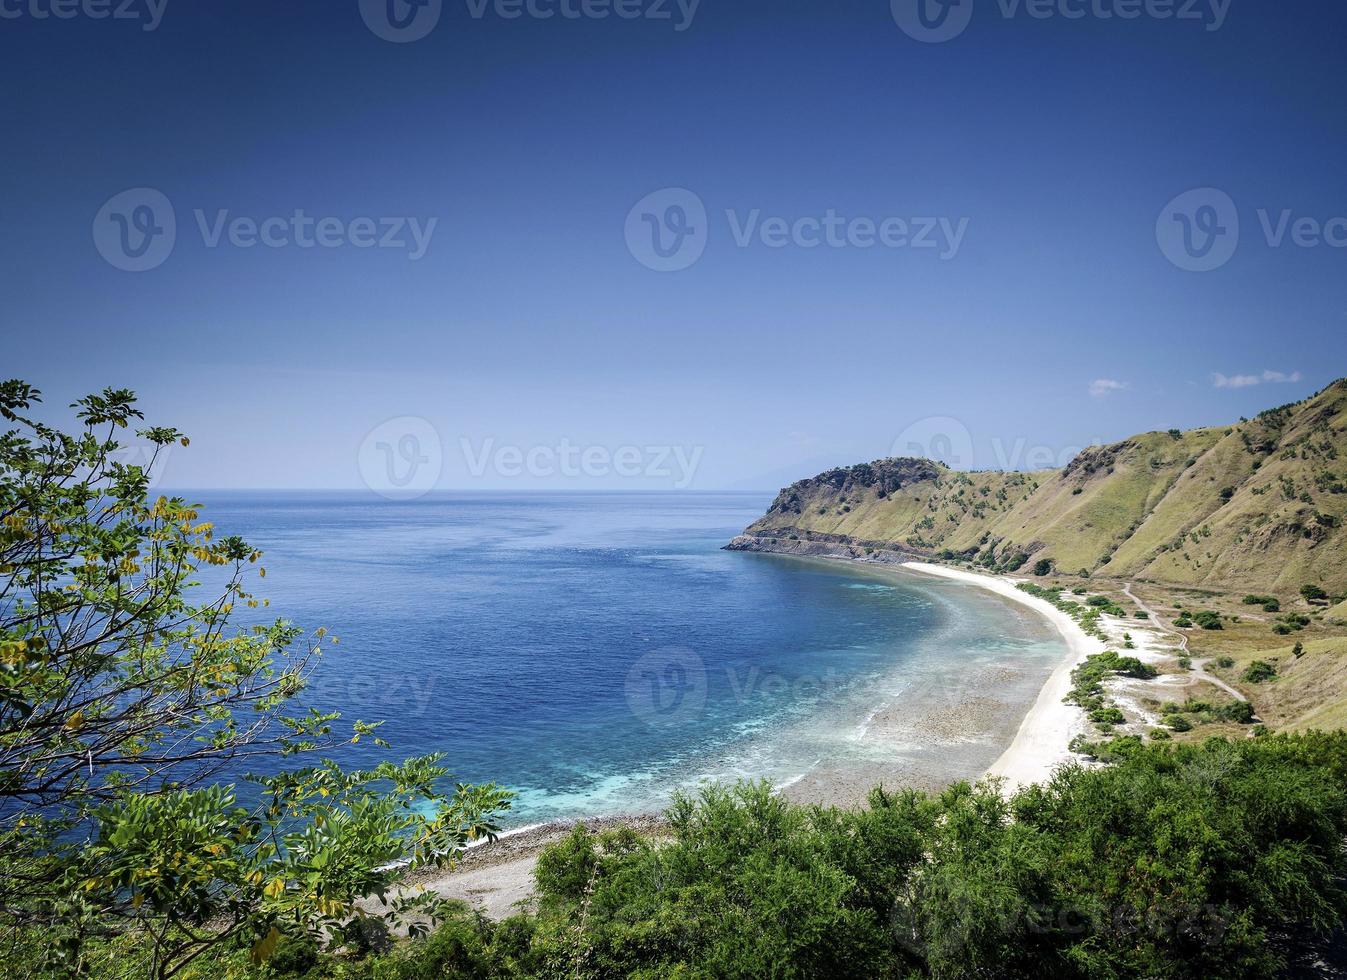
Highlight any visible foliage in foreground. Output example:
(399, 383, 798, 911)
(163, 732, 1347, 980)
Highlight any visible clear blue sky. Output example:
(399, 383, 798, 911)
(3, 0, 1344, 490)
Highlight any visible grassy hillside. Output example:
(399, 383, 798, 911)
(736, 379, 1347, 594)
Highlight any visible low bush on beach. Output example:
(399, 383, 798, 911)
(1016, 583, 1111, 640)
(188, 734, 1347, 980)
(1065, 652, 1158, 731)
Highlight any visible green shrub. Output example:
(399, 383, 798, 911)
(1193, 610, 1223, 630)
(100, 734, 1347, 980)
(1243, 661, 1278, 683)
(1217, 700, 1256, 724)
(1090, 707, 1126, 726)
(1216, 656, 1235, 669)
(1164, 714, 1193, 732)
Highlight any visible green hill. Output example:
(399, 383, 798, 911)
(731, 379, 1347, 595)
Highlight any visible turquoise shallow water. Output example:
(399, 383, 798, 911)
(195, 491, 1064, 825)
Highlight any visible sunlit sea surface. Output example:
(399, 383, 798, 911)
(196, 492, 1064, 826)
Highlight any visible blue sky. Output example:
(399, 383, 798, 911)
(2, 0, 1344, 491)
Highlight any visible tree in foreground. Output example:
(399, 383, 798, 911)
(257, 735, 1347, 979)
(0, 381, 510, 978)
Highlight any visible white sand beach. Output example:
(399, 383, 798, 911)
(395, 559, 1104, 918)
(899, 562, 1101, 792)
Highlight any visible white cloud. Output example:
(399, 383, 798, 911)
(1260, 370, 1303, 384)
(1088, 378, 1129, 398)
(1212, 370, 1303, 389)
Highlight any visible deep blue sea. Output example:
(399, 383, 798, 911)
(194, 492, 1063, 826)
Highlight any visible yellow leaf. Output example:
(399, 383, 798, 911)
(263, 878, 285, 900)
(250, 926, 280, 964)
(65, 710, 85, 731)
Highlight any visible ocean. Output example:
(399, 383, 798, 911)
(194, 491, 1065, 826)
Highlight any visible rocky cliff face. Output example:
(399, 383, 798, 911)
(758, 458, 944, 519)
(730, 380, 1347, 594)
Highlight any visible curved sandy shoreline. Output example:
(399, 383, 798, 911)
(395, 557, 1099, 917)
(898, 561, 1099, 790)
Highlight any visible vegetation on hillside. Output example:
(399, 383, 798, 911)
(739, 380, 1347, 593)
